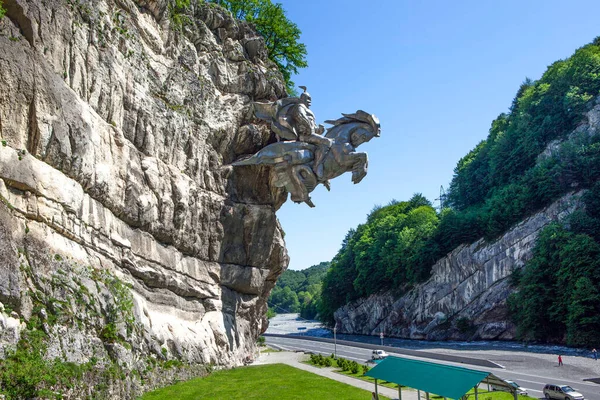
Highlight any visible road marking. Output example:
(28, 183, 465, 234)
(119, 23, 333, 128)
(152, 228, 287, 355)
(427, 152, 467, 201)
(502, 371, 600, 388)
(266, 337, 600, 397)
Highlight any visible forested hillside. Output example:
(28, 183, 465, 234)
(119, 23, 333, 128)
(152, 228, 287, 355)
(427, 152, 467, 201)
(316, 37, 600, 342)
(268, 262, 330, 319)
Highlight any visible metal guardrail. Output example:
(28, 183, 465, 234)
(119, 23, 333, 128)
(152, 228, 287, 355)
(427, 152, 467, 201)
(264, 333, 504, 369)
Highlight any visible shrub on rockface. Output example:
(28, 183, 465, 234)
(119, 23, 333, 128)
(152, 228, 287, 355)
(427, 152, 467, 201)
(208, 0, 307, 94)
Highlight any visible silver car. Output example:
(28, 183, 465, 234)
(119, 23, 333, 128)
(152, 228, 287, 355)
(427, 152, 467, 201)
(543, 384, 584, 400)
(492, 380, 528, 396)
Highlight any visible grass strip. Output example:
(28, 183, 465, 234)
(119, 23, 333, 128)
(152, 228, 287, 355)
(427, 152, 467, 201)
(139, 363, 390, 400)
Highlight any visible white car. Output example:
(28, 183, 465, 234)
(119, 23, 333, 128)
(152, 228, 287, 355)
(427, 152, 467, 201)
(492, 380, 528, 395)
(372, 350, 388, 360)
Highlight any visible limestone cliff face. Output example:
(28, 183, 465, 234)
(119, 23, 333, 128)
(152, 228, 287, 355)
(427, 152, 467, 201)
(0, 0, 288, 396)
(334, 192, 583, 341)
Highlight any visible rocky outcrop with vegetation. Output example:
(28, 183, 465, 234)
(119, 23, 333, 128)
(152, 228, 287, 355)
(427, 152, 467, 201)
(0, 0, 289, 397)
(322, 39, 600, 346)
(334, 190, 583, 340)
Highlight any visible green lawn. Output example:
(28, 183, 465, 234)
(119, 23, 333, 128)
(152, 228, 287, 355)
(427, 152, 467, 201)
(335, 368, 402, 390)
(139, 363, 390, 400)
(305, 354, 401, 390)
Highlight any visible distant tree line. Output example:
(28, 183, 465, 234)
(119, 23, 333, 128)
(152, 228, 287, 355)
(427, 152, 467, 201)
(268, 262, 330, 320)
(316, 37, 600, 342)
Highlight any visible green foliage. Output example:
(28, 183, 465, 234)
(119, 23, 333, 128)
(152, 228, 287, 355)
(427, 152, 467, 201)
(266, 307, 277, 319)
(269, 286, 300, 313)
(0, 323, 94, 399)
(320, 194, 438, 323)
(100, 322, 119, 343)
(0, 265, 151, 398)
(209, 0, 307, 93)
(257, 336, 266, 346)
(567, 277, 600, 346)
(168, 0, 191, 31)
(510, 183, 600, 346)
(316, 38, 600, 337)
(0, 0, 5, 19)
(91, 268, 136, 338)
(445, 39, 600, 242)
(268, 262, 330, 318)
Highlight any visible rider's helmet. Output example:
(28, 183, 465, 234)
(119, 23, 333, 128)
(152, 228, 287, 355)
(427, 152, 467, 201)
(299, 86, 312, 107)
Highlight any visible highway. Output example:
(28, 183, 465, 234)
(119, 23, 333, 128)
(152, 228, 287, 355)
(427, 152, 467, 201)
(265, 336, 600, 400)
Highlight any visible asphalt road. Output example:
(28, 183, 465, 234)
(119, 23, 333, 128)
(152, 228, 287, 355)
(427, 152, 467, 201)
(266, 336, 600, 400)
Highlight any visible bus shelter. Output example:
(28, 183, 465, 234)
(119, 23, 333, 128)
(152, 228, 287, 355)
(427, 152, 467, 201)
(365, 356, 518, 400)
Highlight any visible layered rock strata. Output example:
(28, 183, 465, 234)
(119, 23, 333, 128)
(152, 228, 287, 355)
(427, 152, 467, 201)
(0, 0, 288, 396)
(334, 191, 583, 341)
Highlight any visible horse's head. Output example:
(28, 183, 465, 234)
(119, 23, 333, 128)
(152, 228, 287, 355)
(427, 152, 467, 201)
(324, 110, 380, 147)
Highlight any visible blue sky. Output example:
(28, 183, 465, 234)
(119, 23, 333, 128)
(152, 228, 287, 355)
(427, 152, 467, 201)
(274, 0, 600, 270)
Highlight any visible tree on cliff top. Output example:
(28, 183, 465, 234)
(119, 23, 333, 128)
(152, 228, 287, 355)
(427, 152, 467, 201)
(209, 0, 308, 94)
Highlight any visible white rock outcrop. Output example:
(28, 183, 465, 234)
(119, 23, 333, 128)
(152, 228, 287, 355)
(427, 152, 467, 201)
(0, 0, 288, 396)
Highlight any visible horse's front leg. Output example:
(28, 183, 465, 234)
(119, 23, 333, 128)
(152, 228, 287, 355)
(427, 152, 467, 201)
(351, 152, 368, 184)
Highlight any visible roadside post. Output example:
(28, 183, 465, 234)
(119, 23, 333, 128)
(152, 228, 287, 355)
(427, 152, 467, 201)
(333, 324, 337, 358)
(380, 331, 384, 346)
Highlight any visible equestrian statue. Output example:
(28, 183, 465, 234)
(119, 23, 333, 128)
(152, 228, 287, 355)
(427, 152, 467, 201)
(232, 87, 380, 207)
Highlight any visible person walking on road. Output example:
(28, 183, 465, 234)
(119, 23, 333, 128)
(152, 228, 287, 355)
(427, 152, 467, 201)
(558, 355, 563, 366)
(593, 349, 597, 360)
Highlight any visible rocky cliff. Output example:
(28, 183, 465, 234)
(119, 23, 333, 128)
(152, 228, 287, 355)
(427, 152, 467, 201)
(0, 0, 288, 397)
(334, 99, 600, 342)
(334, 191, 583, 341)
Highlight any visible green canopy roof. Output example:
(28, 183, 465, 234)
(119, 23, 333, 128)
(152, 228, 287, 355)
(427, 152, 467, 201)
(365, 356, 490, 399)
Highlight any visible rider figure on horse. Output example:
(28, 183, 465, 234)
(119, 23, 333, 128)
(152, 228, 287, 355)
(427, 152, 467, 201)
(245, 87, 379, 206)
(289, 86, 332, 182)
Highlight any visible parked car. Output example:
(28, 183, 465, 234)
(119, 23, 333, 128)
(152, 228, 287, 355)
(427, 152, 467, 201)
(372, 350, 388, 360)
(491, 380, 528, 395)
(543, 384, 585, 400)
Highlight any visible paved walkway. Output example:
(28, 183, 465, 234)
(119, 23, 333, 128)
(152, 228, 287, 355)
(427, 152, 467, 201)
(253, 350, 418, 400)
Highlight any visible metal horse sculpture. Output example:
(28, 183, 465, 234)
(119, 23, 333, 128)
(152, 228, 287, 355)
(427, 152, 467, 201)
(233, 110, 380, 207)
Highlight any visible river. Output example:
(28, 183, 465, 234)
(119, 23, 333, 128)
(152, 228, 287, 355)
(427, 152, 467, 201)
(265, 313, 594, 358)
